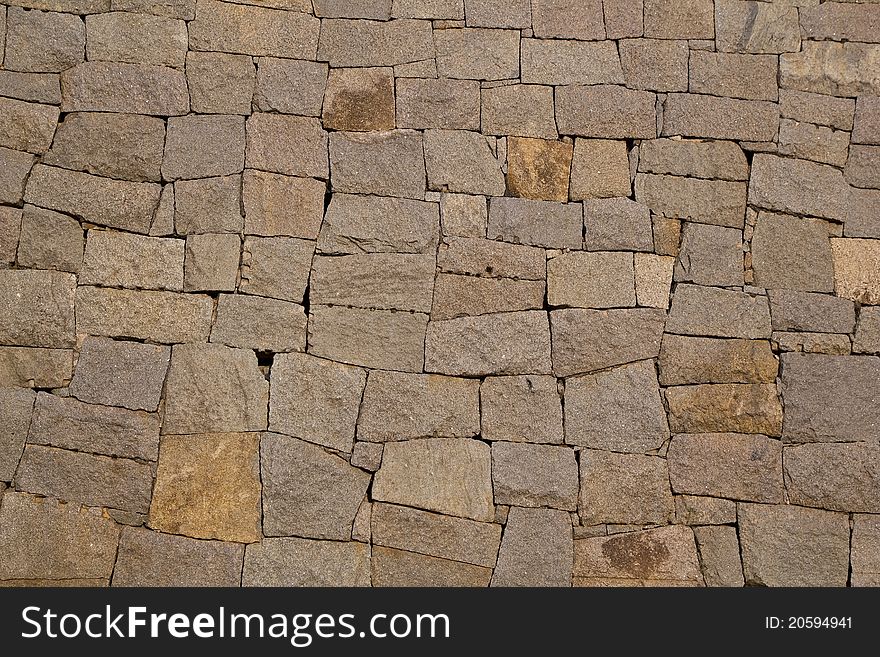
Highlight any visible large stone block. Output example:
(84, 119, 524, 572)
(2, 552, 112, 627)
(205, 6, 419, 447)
(0, 348, 72, 389)
(491, 442, 578, 510)
(780, 41, 880, 97)
(665, 384, 783, 436)
(211, 295, 307, 354)
(659, 335, 777, 385)
(481, 84, 557, 138)
(188, 51, 255, 115)
(831, 238, 880, 305)
(5, 7, 84, 73)
(372, 545, 492, 586)
(644, 0, 714, 39)
(521, 39, 623, 86)
(785, 442, 880, 514)
(246, 113, 328, 179)
(434, 27, 519, 80)
(487, 197, 582, 249)
(768, 289, 855, 334)
(424, 129, 505, 196)
(318, 18, 433, 67)
(635, 173, 747, 228)
(0, 269, 75, 348)
(240, 236, 314, 304)
(61, 62, 189, 115)
(480, 375, 564, 444)
(751, 213, 834, 293)
(396, 78, 481, 130)
(323, 67, 395, 132)
(548, 251, 635, 309)
(674, 223, 744, 287)
(332, 130, 425, 199)
(666, 285, 771, 339)
(556, 85, 656, 139)
(16, 206, 83, 274)
(491, 508, 573, 587)
(86, 11, 187, 68)
(438, 237, 545, 280)
(662, 93, 779, 142)
(715, 0, 800, 54)
(80, 230, 184, 292)
(243, 537, 370, 586)
(431, 274, 545, 319)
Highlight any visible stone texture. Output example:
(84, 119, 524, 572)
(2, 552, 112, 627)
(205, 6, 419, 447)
(318, 18, 433, 67)
(675, 496, 737, 526)
(785, 442, 880, 514)
(425, 311, 552, 376)
(521, 40, 623, 87)
(29, 393, 159, 461)
(751, 213, 834, 292)
(780, 89, 855, 132)
(675, 223, 743, 287)
(488, 197, 582, 249)
(666, 285, 771, 339)
(780, 354, 880, 443)
(644, 0, 714, 39)
(438, 237, 545, 280)
(0, 148, 35, 206)
(0, 70, 61, 105)
(372, 546, 492, 586)
(635, 253, 674, 309)
(358, 371, 480, 442)
(853, 95, 880, 145)
(188, 52, 255, 115)
(434, 28, 519, 80)
(694, 526, 744, 588)
(689, 52, 778, 101)
(778, 119, 850, 167)
(396, 78, 480, 130)
(619, 39, 688, 92)
(0, 492, 120, 581)
(150, 433, 262, 543)
(506, 137, 572, 202)
(548, 251, 635, 309)
(639, 139, 748, 181)
(174, 175, 243, 235)
(556, 85, 656, 139)
(162, 115, 245, 181)
(531, 0, 605, 39)
(635, 174, 747, 229)
(308, 306, 428, 373)
(491, 442, 578, 510)
(243, 538, 370, 587)
(780, 41, 880, 97)
(492, 507, 573, 587)
(831, 238, 880, 305)
(738, 503, 850, 587)
(184, 233, 240, 293)
(482, 84, 557, 138)
(81, 230, 184, 292)
(583, 198, 653, 251)
(240, 236, 314, 304)
(332, 130, 425, 199)
(659, 335, 778, 386)
(480, 375, 564, 444)
(5, 7, 85, 73)
(715, 0, 800, 54)
(163, 344, 269, 435)
(564, 360, 669, 453)
(16, 206, 83, 274)
(247, 113, 328, 179)
(852, 515, 880, 587)
(854, 307, 880, 355)
(314, 0, 391, 19)
(373, 438, 493, 521)
(666, 384, 783, 436)
(113, 527, 243, 587)
(323, 67, 395, 132)
(432, 274, 544, 319)
(61, 62, 189, 115)
(570, 139, 632, 200)
(211, 295, 308, 353)
(550, 308, 666, 377)
(243, 170, 325, 239)
(0, 387, 34, 481)
(573, 525, 703, 587)
(662, 94, 779, 142)
(579, 450, 674, 525)
(768, 289, 856, 334)
(0, 207, 20, 266)
(86, 12, 187, 68)
(425, 129, 505, 196)
(0, 270, 76, 348)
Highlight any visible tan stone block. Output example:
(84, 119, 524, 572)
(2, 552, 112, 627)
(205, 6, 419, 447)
(831, 238, 880, 305)
(323, 67, 395, 132)
(659, 335, 778, 385)
(634, 253, 673, 309)
(665, 383, 783, 436)
(506, 137, 572, 202)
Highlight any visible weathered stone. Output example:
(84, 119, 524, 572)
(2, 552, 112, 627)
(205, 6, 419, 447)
(311, 254, 435, 312)
(190, 0, 319, 58)
(492, 443, 578, 510)
(25, 165, 160, 234)
(0, 98, 58, 154)
(0, 348, 72, 389)
(635, 253, 674, 309)
(308, 305, 428, 373)
(372, 503, 500, 567)
(653, 215, 681, 256)
(785, 442, 880, 513)
(372, 546, 492, 586)
(240, 236, 314, 303)
(780, 41, 880, 97)
(635, 174, 747, 228)
(112, 0, 196, 19)
(570, 139, 631, 200)
(564, 360, 668, 453)
(319, 194, 439, 255)
(61, 62, 189, 115)
(774, 331, 850, 356)
(247, 113, 328, 179)
(852, 514, 880, 587)
(323, 67, 395, 132)
(269, 353, 365, 453)
(639, 139, 748, 181)
(113, 527, 243, 587)
(396, 78, 480, 130)
(715, 0, 800, 54)
(768, 289, 855, 334)
(69, 337, 169, 413)
(392, 0, 463, 20)
(602, 0, 643, 38)
(666, 285, 771, 339)
(694, 526, 744, 587)
(580, 450, 674, 525)
(583, 198, 653, 251)
(243, 538, 370, 586)
(0, 492, 120, 581)
(0, 388, 34, 481)
(163, 344, 268, 434)
(521, 40, 623, 87)
(662, 93, 779, 142)
(424, 129, 504, 196)
(831, 238, 880, 305)
(659, 335, 777, 386)
(5, 7, 84, 73)
(438, 237, 545, 280)
(738, 503, 849, 587)
(0, 70, 61, 105)
(184, 233, 240, 293)
(674, 223, 743, 287)
(506, 137, 572, 203)
(855, 307, 880, 355)
(778, 119, 849, 168)
(261, 433, 370, 539)
(16, 445, 153, 513)
(780, 89, 855, 133)
(463, 0, 527, 27)
(0, 270, 75, 348)
(314, 0, 391, 19)
(748, 154, 849, 222)
(211, 295, 307, 354)
(432, 274, 544, 319)
(81, 230, 184, 292)
(242, 170, 325, 240)
(488, 197, 582, 249)
(0, 148, 34, 206)
(801, 3, 880, 44)
(481, 375, 563, 444)
(86, 11, 186, 68)
(780, 353, 880, 443)
(550, 308, 666, 377)
(666, 383, 783, 436)
(548, 251, 635, 309)
(3, 1, 110, 13)
(253, 56, 325, 116)
(668, 433, 782, 503)
(751, 213, 834, 292)
(644, 0, 714, 39)
(44, 112, 164, 183)
(531, 0, 604, 39)
(846, 145, 880, 189)
(690, 52, 778, 101)
(29, 393, 159, 461)
(619, 38, 688, 92)
(76, 287, 213, 343)
(163, 114, 245, 181)
(187, 51, 255, 115)
(373, 438, 493, 521)
(434, 28, 519, 80)
(318, 18, 433, 67)
(675, 495, 737, 526)
(492, 507, 572, 587)
(174, 175, 243, 235)
(0, 207, 21, 266)
(425, 310, 552, 376)
(332, 130, 425, 199)
(481, 84, 556, 138)
(17, 206, 83, 274)
(150, 433, 261, 543)
(351, 442, 383, 471)
(556, 85, 656, 139)
(573, 525, 703, 587)
(358, 371, 480, 441)
(853, 95, 880, 145)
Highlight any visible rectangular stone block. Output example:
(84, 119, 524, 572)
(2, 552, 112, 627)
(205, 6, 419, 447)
(162, 114, 245, 181)
(0, 97, 59, 154)
(188, 51, 256, 115)
(781, 41, 880, 97)
(246, 113, 328, 179)
(619, 38, 689, 92)
(308, 305, 428, 373)
(694, 525, 744, 587)
(243, 537, 369, 587)
(5, 7, 84, 73)
(80, 230, 184, 292)
(314, 0, 391, 18)
(240, 236, 314, 304)
(675, 495, 737, 526)
(548, 251, 636, 309)
(210, 295, 308, 353)
(372, 545, 492, 586)
(0, 148, 35, 206)
(435, 28, 520, 80)
(0, 70, 61, 105)
(659, 335, 777, 385)
(748, 154, 849, 222)
(112, 0, 196, 19)
(715, 0, 800, 54)
(318, 18, 433, 67)
(424, 129, 505, 196)
(531, 0, 605, 39)
(666, 384, 783, 436)
(639, 139, 748, 181)
(666, 284, 771, 339)
(86, 11, 187, 68)
(571, 139, 632, 200)
(521, 39, 624, 86)
(396, 78, 480, 130)
(438, 237, 545, 280)
(174, 175, 243, 235)
(583, 198, 653, 252)
(431, 274, 545, 320)
(425, 310, 552, 376)
(579, 450, 674, 525)
(780, 89, 854, 132)
(331, 130, 426, 199)
(61, 62, 189, 115)
(689, 52, 778, 101)
(481, 84, 557, 139)
(492, 442, 578, 511)
(662, 93, 779, 142)
(488, 197, 582, 249)
(480, 375, 564, 444)
(0, 387, 34, 481)
(0, 270, 75, 348)
(0, 347, 72, 389)
(785, 442, 880, 514)
(506, 136, 573, 202)
(491, 507, 573, 587)
(556, 85, 656, 139)
(852, 514, 880, 587)
(831, 238, 880, 304)
(644, 0, 714, 39)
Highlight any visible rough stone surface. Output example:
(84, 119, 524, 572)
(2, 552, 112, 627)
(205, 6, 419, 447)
(571, 139, 632, 200)
(492, 507, 573, 587)
(240, 236, 314, 304)
(243, 538, 370, 587)
(785, 442, 880, 514)
(666, 285, 771, 339)
(659, 335, 777, 386)
(548, 251, 635, 309)
(752, 213, 834, 292)
(768, 290, 856, 334)
(635, 174, 747, 229)
(662, 94, 779, 142)
(831, 238, 880, 305)
(332, 130, 425, 199)
(61, 62, 189, 115)
(694, 526, 744, 588)
(396, 78, 480, 130)
(174, 175, 243, 235)
(556, 85, 656, 139)
(506, 137, 572, 202)
(323, 67, 396, 132)
(674, 223, 744, 287)
(372, 545, 492, 586)
(480, 375, 563, 444)
(0, 387, 35, 481)
(211, 295, 307, 353)
(81, 230, 184, 292)
(188, 51, 255, 115)
(431, 274, 544, 319)
(17, 206, 83, 274)
(247, 113, 328, 179)
(425, 129, 505, 196)
(5, 7, 85, 73)
(492, 442, 578, 510)
(584, 198, 653, 252)
(854, 307, 880, 355)
(852, 515, 880, 587)
(488, 197, 582, 249)
(184, 233, 240, 293)
(0, 270, 76, 348)
(666, 384, 783, 437)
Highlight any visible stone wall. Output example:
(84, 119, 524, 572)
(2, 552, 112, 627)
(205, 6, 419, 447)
(0, 0, 878, 587)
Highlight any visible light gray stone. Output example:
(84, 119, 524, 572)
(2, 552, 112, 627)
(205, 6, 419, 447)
(666, 285, 771, 339)
(240, 236, 314, 304)
(331, 130, 425, 199)
(80, 230, 184, 292)
(785, 442, 880, 513)
(317, 18, 433, 67)
(243, 538, 370, 587)
(491, 442, 578, 510)
(16, 206, 84, 274)
(61, 62, 189, 115)
(434, 28, 520, 80)
(211, 295, 308, 354)
(556, 85, 656, 139)
(491, 507, 573, 587)
(488, 197, 582, 249)
(521, 39, 624, 86)
(425, 129, 505, 196)
(247, 113, 328, 179)
(438, 237, 545, 280)
(548, 251, 635, 309)
(694, 526, 744, 587)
